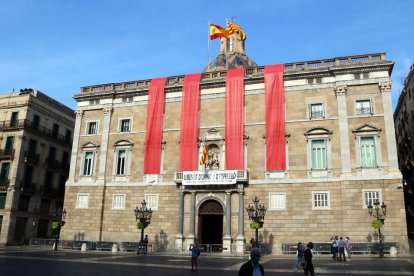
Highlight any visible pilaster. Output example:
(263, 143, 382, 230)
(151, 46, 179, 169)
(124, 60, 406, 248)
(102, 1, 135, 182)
(335, 85, 352, 175)
(68, 109, 83, 182)
(379, 81, 399, 174)
(222, 192, 232, 253)
(235, 190, 245, 254)
(98, 106, 113, 180)
(175, 191, 185, 251)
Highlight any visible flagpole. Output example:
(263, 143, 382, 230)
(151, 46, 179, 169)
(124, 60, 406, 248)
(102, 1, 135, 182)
(225, 19, 228, 70)
(208, 21, 211, 64)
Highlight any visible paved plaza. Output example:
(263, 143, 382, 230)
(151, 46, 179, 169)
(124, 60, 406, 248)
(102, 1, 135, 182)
(0, 247, 413, 276)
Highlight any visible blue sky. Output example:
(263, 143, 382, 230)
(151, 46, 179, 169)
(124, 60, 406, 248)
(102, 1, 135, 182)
(1, 0, 413, 110)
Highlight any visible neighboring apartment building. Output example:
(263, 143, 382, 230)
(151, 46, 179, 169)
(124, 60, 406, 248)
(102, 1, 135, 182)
(0, 89, 74, 245)
(394, 63, 414, 239)
(62, 39, 409, 254)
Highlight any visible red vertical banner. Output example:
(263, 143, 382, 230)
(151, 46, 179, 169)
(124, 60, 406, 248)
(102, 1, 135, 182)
(178, 73, 201, 171)
(225, 68, 245, 170)
(265, 64, 286, 170)
(144, 77, 167, 174)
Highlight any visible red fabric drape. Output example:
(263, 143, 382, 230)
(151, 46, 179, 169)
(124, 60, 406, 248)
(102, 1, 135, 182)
(265, 64, 286, 170)
(178, 73, 201, 171)
(225, 68, 245, 170)
(144, 77, 167, 174)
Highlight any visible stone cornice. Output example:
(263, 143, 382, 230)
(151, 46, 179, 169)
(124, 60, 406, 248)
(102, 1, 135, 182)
(73, 55, 394, 102)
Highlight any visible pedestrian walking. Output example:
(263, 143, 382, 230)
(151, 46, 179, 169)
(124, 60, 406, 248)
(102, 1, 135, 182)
(238, 247, 264, 276)
(345, 237, 352, 261)
(294, 242, 304, 272)
(303, 242, 315, 276)
(190, 243, 201, 271)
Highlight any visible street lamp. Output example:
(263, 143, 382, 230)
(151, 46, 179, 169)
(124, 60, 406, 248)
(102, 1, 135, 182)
(134, 199, 153, 253)
(246, 196, 266, 244)
(51, 208, 67, 251)
(367, 200, 387, 257)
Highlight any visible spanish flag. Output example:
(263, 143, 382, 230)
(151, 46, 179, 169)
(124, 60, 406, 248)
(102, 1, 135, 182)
(199, 144, 208, 165)
(227, 22, 246, 40)
(210, 23, 229, 40)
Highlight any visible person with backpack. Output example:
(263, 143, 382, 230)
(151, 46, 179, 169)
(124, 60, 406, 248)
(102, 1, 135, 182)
(294, 242, 304, 272)
(190, 243, 201, 271)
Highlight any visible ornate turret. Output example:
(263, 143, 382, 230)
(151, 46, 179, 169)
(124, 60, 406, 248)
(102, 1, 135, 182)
(204, 22, 258, 72)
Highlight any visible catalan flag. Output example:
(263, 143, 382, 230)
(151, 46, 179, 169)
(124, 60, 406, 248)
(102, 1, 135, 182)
(210, 23, 230, 40)
(227, 22, 246, 40)
(199, 144, 208, 165)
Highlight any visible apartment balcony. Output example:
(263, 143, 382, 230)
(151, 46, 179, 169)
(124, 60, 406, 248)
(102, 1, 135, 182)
(24, 151, 40, 165)
(45, 158, 61, 171)
(0, 179, 9, 192)
(0, 149, 15, 160)
(0, 119, 72, 146)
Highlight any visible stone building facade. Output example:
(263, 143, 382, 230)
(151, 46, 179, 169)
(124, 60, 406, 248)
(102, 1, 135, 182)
(394, 63, 414, 239)
(62, 52, 409, 254)
(0, 89, 74, 245)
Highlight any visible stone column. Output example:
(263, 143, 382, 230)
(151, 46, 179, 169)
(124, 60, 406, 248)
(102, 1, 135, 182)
(98, 106, 113, 180)
(175, 191, 185, 251)
(335, 85, 352, 175)
(68, 110, 83, 182)
(222, 192, 232, 253)
(235, 191, 245, 254)
(186, 192, 196, 247)
(379, 81, 399, 173)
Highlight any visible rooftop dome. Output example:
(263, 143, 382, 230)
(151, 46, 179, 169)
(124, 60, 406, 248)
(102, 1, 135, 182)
(203, 28, 258, 72)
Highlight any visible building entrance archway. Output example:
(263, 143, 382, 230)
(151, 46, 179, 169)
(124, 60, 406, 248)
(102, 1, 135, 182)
(198, 200, 223, 247)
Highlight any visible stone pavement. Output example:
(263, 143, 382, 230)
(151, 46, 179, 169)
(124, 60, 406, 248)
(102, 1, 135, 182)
(0, 246, 413, 275)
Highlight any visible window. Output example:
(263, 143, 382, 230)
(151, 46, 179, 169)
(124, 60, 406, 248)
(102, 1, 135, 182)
(311, 140, 327, 169)
(10, 112, 18, 127)
(116, 150, 127, 175)
(269, 192, 286, 210)
(310, 103, 324, 119)
(86, 121, 98, 135)
(48, 146, 56, 161)
(18, 195, 30, 211)
(312, 192, 330, 210)
(65, 129, 72, 143)
(5, 137, 14, 155)
(40, 199, 51, 214)
(0, 163, 10, 182)
(145, 194, 159, 210)
(82, 152, 95, 176)
(52, 124, 59, 138)
(76, 193, 89, 208)
(112, 194, 125, 209)
(119, 119, 132, 133)
(122, 97, 133, 103)
(0, 194, 6, 209)
(356, 100, 372, 115)
(32, 115, 40, 130)
(363, 189, 381, 208)
(360, 137, 377, 167)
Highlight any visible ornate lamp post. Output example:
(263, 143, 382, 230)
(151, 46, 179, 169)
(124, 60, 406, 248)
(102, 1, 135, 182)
(367, 200, 387, 257)
(134, 199, 153, 253)
(246, 196, 266, 244)
(51, 208, 67, 251)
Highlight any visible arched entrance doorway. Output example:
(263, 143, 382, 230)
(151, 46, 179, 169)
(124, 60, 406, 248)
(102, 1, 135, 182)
(198, 200, 223, 248)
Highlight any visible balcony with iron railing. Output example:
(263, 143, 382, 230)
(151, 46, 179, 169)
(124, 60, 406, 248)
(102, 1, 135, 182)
(0, 119, 72, 146)
(0, 178, 9, 192)
(45, 158, 61, 171)
(24, 151, 40, 165)
(0, 148, 15, 160)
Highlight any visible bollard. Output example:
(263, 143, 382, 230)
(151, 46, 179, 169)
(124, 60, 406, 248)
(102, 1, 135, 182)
(81, 243, 87, 252)
(112, 243, 118, 253)
(390, 246, 397, 256)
